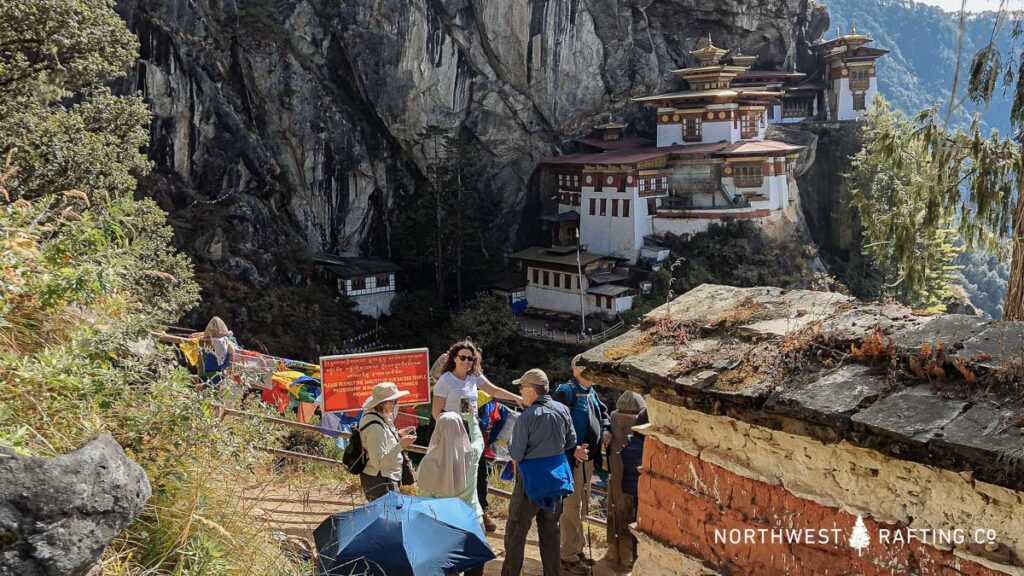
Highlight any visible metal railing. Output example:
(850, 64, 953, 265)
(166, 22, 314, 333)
(517, 320, 625, 345)
(216, 405, 608, 526)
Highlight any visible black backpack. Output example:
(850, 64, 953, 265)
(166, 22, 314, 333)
(341, 415, 384, 474)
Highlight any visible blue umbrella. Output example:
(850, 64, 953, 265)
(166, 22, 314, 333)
(314, 492, 495, 576)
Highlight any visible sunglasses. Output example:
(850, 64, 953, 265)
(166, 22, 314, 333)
(457, 354, 476, 362)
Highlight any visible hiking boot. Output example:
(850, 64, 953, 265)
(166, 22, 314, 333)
(561, 558, 590, 575)
(482, 511, 497, 533)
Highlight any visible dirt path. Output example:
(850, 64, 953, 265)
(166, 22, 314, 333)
(242, 483, 622, 575)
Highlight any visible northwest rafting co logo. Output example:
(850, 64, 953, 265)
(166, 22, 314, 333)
(849, 516, 870, 555)
(712, 517, 998, 550)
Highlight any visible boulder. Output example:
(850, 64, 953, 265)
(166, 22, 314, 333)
(0, 434, 151, 576)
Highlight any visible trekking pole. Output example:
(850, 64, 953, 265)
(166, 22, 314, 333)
(589, 457, 598, 573)
(584, 460, 594, 576)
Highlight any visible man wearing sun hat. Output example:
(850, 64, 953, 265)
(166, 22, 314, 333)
(358, 382, 417, 501)
(501, 368, 576, 576)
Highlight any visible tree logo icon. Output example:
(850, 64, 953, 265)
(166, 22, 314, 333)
(849, 515, 871, 555)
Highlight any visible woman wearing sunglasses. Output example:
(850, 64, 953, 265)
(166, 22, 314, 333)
(432, 340, 522, 421)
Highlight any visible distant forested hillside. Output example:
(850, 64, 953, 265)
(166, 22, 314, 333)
(825, 0, 1015, 317)
(827, 0, 1016, 135)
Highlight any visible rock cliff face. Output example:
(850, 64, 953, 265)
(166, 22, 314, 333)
(115, 0, 828, 292)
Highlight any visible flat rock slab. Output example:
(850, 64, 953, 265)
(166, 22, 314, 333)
(851, 385, 967, 444)
(931, 403, 1024, 487)
(821, 303, 921, 343)
(888, 315, 991, 353)
(957, 322, 1024, 369)
(643, 284, 776, 325)
(769, 364, 890, 427)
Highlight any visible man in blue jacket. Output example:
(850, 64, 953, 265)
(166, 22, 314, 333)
(502, 368, 577, 576)
(552, 354, 611, 574)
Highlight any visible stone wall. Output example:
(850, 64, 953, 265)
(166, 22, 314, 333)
(579, 284, 1024, 575)
(635, 397, 1024, 575)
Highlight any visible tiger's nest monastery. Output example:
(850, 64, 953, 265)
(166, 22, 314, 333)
(511, 29, 887, 322)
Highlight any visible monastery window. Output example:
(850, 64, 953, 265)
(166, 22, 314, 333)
(647, 198, 657, 213)
(853, 92, 866, 111)
(600, 198, 607, 216)
(589, 198, 596, 216)
(767, 106, 775, 120)
(352, 277, 366, 291)
(682, 116, 702, 142)
(623, 199, 631, 218)
(553, 273, 560, 288)
(850, 68, 870, 91)
(783, 98, 811, 119)
(741, 114, 759, 138)
(377, 274, 391, 288)
(542, 271, 550, 286)
(612, 199, 619, 217)
(605, 297, 612, 310)
(566, 274, 575, 289)
(532, 269, 539, 285)
(732, 163, 764, 188)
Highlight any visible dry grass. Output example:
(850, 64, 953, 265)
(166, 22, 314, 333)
(708, 296, 769, 329)
(603, 334, 652, 361)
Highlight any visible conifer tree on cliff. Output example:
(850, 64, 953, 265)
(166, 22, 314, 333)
(865, 2, 1024, 319)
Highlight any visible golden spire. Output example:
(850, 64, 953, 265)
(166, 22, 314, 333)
(851, 23, 858, 34)
(690, 34, 728, 65)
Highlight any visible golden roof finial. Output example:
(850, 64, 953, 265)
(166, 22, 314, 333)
(851, 23, 857, 34)
(836, 26, 841, 38)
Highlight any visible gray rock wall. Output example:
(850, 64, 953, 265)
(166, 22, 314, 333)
(114, 0, 827, 287)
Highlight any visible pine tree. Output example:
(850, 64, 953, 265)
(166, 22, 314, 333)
(848, 98, 963, 312)
(866, 6, 1024, 318)
(849, 515, 871, 555)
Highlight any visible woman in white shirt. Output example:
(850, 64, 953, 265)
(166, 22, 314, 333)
(431, 340, 522, 420)
(359, 382, 417, 501)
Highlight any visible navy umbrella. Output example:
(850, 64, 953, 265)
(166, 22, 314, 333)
(314, 492, 496, 576)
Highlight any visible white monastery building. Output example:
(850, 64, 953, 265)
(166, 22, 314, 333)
(511, 29, 887, 319)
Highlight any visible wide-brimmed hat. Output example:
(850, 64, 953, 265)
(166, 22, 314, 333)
(364, 382, 410, 410)
(513, 368, 549, 394)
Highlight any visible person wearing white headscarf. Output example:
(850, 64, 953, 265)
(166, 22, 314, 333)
(418, 410, 485, 520)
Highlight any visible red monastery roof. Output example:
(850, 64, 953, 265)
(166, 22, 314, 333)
(718, 140, 804, 155)
(575, 137, 654, 151)
(734, 70, 806, 81)
(542, 139, 802, 167)
(542, 148, 669, 166)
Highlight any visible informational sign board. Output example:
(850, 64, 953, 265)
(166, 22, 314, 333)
(320, 348, 430, 413)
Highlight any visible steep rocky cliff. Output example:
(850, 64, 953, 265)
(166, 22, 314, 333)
(114, 0, 829, 329)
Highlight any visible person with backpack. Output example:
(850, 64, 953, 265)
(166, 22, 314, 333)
(552, 354, 611, 575)
(607, 392, 646, 571)
(355, 382, 417, 501)
(476, 392, 510, 533)
(618, 406, 648, 564)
